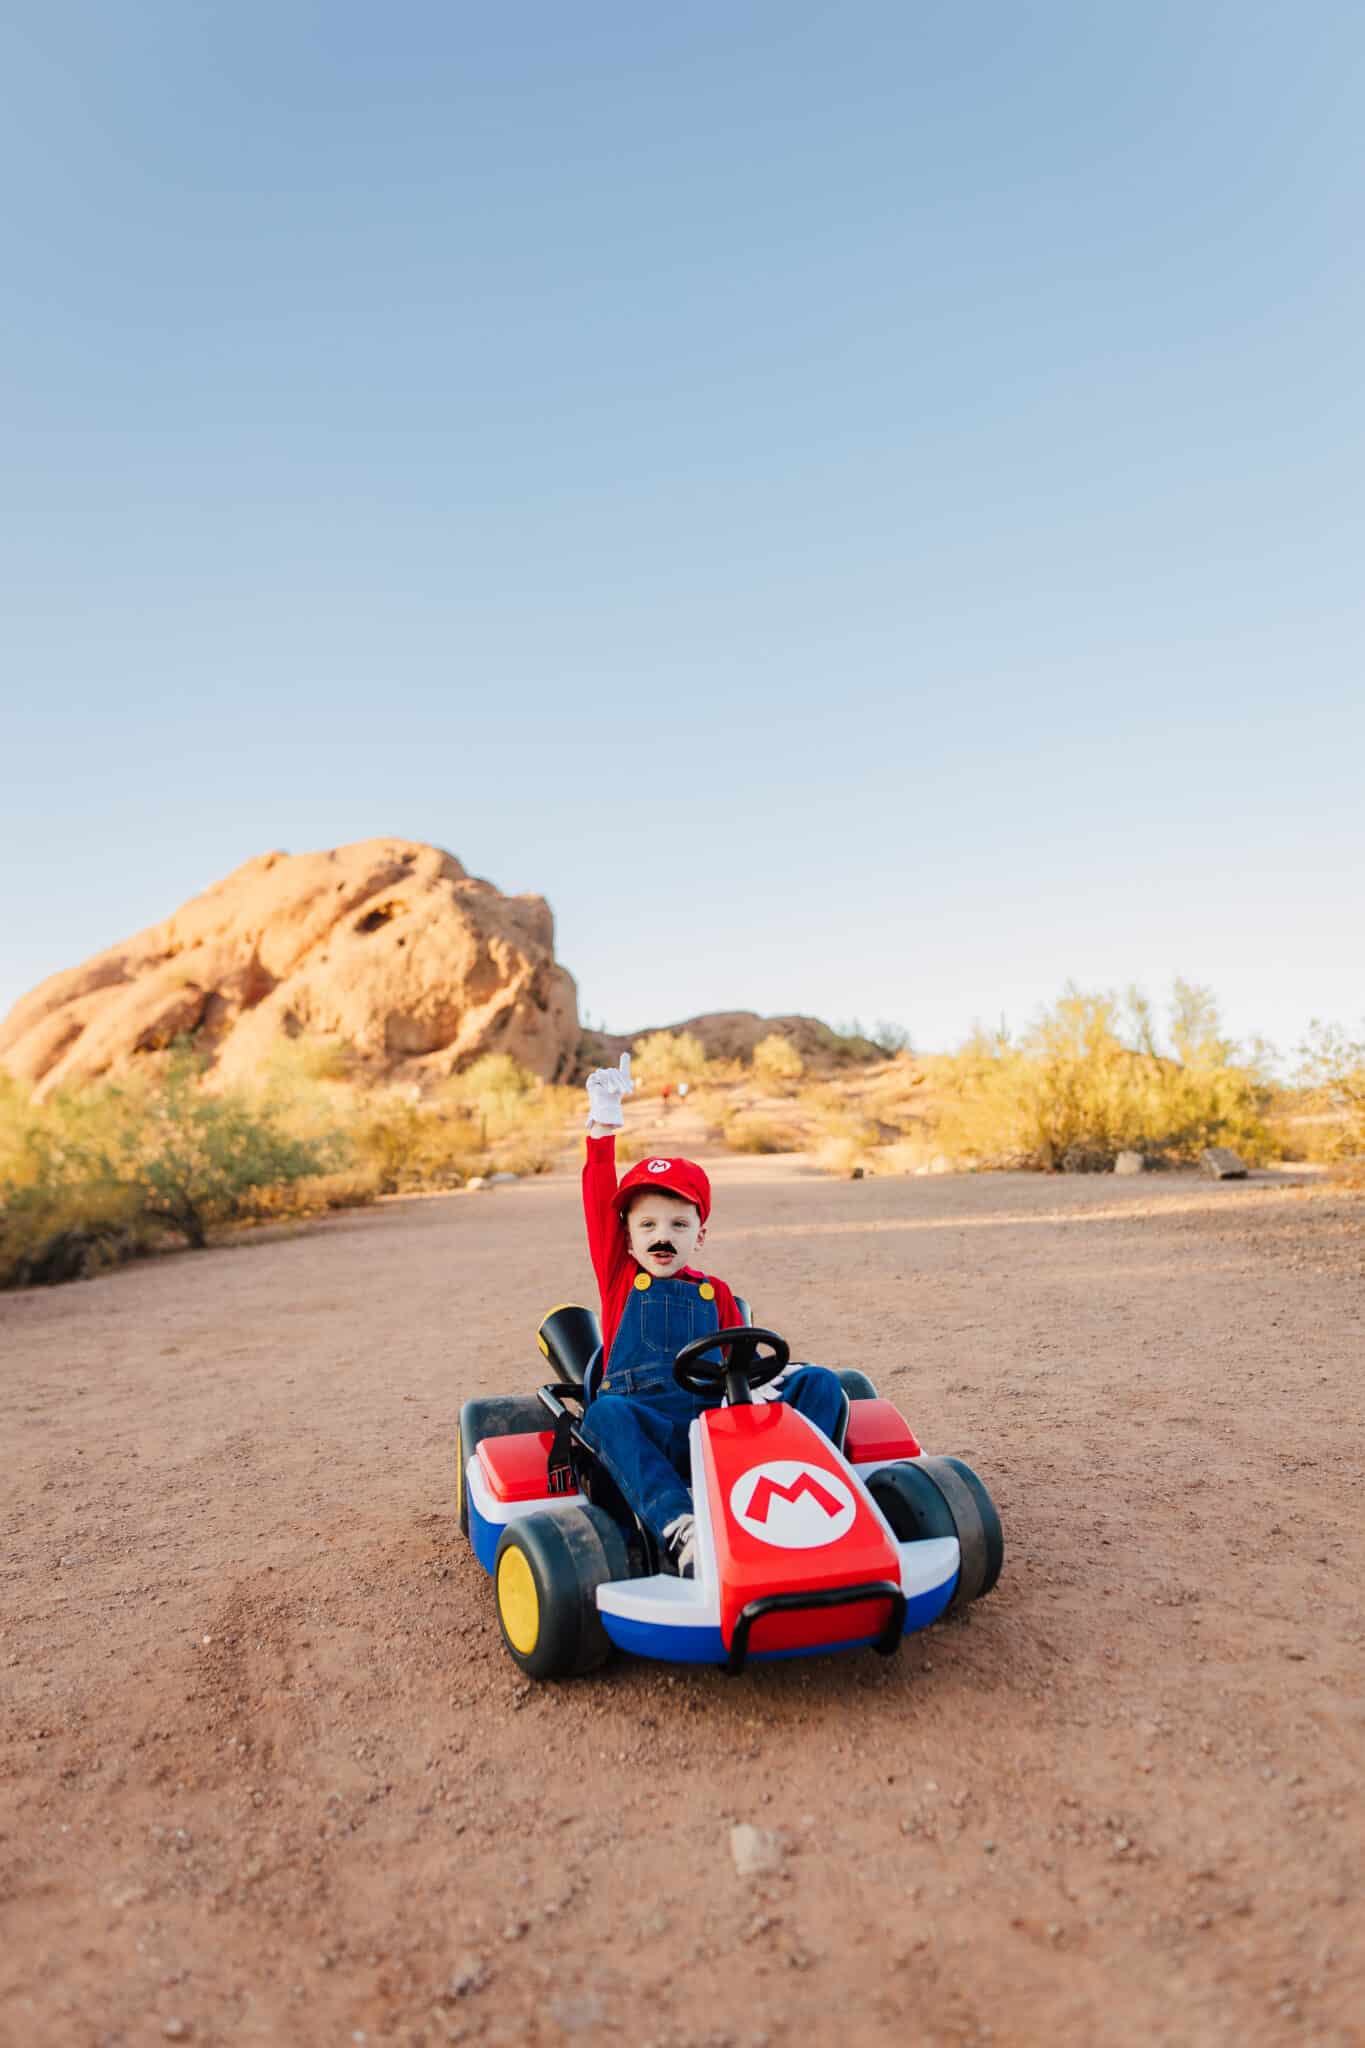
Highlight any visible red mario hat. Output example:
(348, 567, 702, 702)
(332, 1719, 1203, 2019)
(615, 1155, 712, 1226)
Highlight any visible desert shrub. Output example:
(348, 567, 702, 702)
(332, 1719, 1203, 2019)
(0, 1051, 341, 1284)
(0, 1037, 586, 1288)
(259, 1035, 353, 1090)
(871, 1019, 913, 1056)
(353, 1060, 577, 1189)
(0, 1166, 151, 1286)
(930, 984, 1275, 1171)
(431, 1057, 576, 1172)
(721, 1114, 799, 1155)
(820, 1021, 884, 1063)
(132, 1052, 342, 1244)
(490, 1090, 579, 1174)
(815, 1130, 875, 1176)
(874, 1137, 943, 1176)
(444, 1053, 536, 1113)
(751, 1034, 804, 1088)
(1294, 1022, 1365, 1161)
(832, 1053, 928, 1136)
(804, 1092, 881, 1175)
(241, 1168, 378, 1221)
(349, 1094, 483, 1193)
(630, 1031, 709, 1089)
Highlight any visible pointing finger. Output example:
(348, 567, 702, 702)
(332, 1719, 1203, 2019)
(619, 1052, 632, 1088)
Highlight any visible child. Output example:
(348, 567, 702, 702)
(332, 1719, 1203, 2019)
(578, 1054, 845, 1576)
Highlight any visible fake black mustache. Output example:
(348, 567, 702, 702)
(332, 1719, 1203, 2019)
(648, 1241, 677, 1256)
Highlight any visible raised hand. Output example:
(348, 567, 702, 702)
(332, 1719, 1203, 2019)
(585, 1052, 633, 1129)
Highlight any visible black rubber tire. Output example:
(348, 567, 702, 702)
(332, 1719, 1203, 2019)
(919, 1455, 1004, 1600)
(457, 1395, 547, 1537)
(866, 1461, 957, 1544)
(492, 1506, 630, 1680)
(866, 1456, 1003, 1609)
(836, 1368, 878, 1400)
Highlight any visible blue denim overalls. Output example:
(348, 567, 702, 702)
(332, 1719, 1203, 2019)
(578, 1270, 845, 1550)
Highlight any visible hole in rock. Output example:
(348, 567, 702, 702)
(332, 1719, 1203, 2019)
(355, 901, 406, 934)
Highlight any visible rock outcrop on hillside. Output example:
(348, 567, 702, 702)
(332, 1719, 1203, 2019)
(575, 1010, 883, 1077)
(0, 841, 580, 1097)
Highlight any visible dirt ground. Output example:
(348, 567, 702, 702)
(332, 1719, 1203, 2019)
(2, 1158, 1363, 2048)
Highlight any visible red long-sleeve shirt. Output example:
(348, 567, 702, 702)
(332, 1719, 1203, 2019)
(583, 1134, 740, 1363)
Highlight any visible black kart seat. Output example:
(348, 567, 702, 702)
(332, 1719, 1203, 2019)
(732, 1296, 754, 1327)
(538, 1304, 604, 1385)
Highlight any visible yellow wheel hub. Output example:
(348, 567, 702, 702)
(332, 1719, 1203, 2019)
(497, 1546, 540, 1656)
(455, 1427, 465, 1520)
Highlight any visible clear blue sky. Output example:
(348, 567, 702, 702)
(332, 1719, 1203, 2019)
(3, 2, 1361, 1063)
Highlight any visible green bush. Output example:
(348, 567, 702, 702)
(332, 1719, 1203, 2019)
(0, 1040, 586, 1288)
(357, 1060, 576, 1190)
(1295, 1021, 1365, 1160)
(0, 1050, 342, 1285)
(136, 1051, 340, 1244)
(630, 1030, 710, 1089)
(443, 1053, 537, 1113)
(721, 1114, 799, 1155)
(442, 1058, 576, 1168)
(751, 1034, 804, 1087)
(930, 983, 1276, 1171)
(347, 1095, 479, 1194)
(826, 1019, 900, 1064)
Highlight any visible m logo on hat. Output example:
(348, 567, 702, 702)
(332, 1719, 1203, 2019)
(615, 1154, 712, 1224)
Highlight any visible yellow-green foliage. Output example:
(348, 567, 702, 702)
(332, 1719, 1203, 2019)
(720, 1114, 800, 1155)
(2, 1046, 582, 1287)
(445, 1057, 576, 1172)
(347, 1094, 482, 1193)
(351, 1058, 575, 1190)
(443, 1052, 536, 1114)
(630, 1031, 709, 1088)
(1294, 1022, 1365, 1161)
(930, 983, 1276, 1171)
(810, 1103, 882, 1175)
(0, 1050, 341, 1285)
(751, 1034, 804, 1087)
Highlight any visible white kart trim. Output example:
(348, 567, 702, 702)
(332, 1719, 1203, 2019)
(594, 1412, 958, 1634)
(894, 1535, 960, 1597)
(464, 1454, 586, 1529)
(596, 1572, 721, 1627)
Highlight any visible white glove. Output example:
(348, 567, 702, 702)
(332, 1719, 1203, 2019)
(585, 1053, 633, 1129)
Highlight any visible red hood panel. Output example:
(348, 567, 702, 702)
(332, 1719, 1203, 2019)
(700, 1404, 900, 1651)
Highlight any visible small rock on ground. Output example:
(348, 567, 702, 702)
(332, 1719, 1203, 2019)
(731, 1823, 785, 1876)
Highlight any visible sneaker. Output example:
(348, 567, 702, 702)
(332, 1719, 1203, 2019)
(661, 1512, 697, 1579)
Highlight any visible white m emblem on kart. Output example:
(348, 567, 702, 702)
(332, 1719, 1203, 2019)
(729, 1461, 856, 1549)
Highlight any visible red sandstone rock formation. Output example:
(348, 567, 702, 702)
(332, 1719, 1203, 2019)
(0, 841, 580, 1096)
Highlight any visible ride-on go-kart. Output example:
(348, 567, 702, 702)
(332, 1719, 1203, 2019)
(457, 1304, 1003, 1678)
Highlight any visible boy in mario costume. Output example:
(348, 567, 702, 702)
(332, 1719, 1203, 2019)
(578, 1055, 845, 1577)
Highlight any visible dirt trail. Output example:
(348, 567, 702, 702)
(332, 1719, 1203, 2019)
(2, 1162, 1362, 2048)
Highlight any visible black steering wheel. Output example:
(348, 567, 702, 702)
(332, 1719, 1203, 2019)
(672, 1325, 791, 1403)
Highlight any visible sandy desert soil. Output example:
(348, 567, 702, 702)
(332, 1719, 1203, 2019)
(2, 1159, 1363, 2048)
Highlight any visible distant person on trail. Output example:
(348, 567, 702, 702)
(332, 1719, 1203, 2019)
(578, 1054, 844, 1577)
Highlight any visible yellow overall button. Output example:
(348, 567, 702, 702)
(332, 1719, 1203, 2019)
(633, 1272, 652, 1290)
(698, 1282, 715, 1301)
